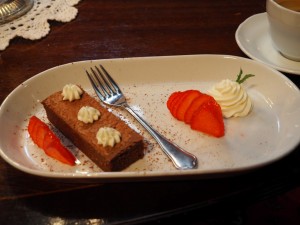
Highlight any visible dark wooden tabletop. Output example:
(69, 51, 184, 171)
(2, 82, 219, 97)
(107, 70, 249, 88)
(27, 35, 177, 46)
(1, 0, 300, 224)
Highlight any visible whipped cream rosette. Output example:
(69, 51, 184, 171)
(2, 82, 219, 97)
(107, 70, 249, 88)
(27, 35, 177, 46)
(208, 69, 255, 118)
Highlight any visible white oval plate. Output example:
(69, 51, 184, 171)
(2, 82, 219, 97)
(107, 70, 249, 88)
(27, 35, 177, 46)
(0, 55, 299, 181)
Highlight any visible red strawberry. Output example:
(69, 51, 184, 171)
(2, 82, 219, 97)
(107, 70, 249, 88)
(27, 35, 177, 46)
(175, 90, 202, 121)
(168, 92, 182, 117)
(167, 91, 180, 110)
(190, 100, 224, 137)
(184, 93, 214, 124)
(170, 91, 188, 119)
(28, 116, 76, 166)
(45, 142, 75, 166)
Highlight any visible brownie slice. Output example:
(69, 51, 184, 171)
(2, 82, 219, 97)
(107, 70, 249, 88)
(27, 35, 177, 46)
(42, 89, 144, 171)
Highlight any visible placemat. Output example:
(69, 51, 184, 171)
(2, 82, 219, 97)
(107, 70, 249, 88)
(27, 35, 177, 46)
(0, 0, 81, 51)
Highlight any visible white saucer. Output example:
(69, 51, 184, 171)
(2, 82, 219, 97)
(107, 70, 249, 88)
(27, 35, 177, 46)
(235, 13, 300, 75)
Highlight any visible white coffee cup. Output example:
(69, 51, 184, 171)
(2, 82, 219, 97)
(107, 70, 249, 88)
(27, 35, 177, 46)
(266, 0, 300, 61)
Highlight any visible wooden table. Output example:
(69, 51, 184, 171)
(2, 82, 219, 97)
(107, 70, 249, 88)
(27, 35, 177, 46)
(1, 0, 299, 224)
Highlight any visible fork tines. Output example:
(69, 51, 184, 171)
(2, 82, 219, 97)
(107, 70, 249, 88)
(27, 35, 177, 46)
(86, 65, 121, 99)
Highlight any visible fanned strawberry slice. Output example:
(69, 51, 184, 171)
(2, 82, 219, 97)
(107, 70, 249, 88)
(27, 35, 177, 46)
(168, 92, 181, 117)
(190, 100, 224, 137)
(167, 91, 180, 110)
(166, 90, 225, 137)
(175, 90, 202, 121)
(28, 116, 76, 166)
(184, 93, 214, 124)
(170, 91, 187, 118)
(35, 124, 48, 148)
(45, 142, 75, 166)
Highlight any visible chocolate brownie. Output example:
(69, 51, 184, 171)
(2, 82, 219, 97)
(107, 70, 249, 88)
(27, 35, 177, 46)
(42, 88, 144, 171)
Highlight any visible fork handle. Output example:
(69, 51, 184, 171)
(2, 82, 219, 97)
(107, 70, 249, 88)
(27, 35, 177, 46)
(123, 104, 198, 170)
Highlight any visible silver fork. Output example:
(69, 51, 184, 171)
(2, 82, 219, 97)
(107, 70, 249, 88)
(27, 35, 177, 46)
(86, 65, 197, 170)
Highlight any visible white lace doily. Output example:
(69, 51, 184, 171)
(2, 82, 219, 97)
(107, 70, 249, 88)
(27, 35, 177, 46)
(0, 0, 81, 51)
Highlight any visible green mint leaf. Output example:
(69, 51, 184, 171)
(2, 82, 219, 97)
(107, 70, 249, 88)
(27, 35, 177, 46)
(237, 74, 255, 84)
(235, 68, 255, 84)
(236, 68, 243, 83)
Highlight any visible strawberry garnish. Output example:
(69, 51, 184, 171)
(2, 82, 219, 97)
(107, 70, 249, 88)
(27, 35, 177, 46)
(28, 116, 76, 166)
(170, 91, 187, 118)
(167, 90, 225, 137)
(190, 99, 224, 137)
(184, 93, 214, 124)
(175, 90, 201, 121)
(167, 91, 180, 110)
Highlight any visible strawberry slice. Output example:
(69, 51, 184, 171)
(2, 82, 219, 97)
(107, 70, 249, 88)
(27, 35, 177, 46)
(190, 100, 224, 137)
(45, 142, 75, 166)
(175, 90, 202, 121)
(170, 91, 186, 118)
(35, 125, 48, 149)
(167, 91, 180, 110)
(184, 93, 214, 124)
(28, 116, 76, 166)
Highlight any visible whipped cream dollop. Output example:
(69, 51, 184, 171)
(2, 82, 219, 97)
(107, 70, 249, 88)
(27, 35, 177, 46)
(62, 84, 83, 101)
(78, 106, 101, 124)
(208, 79, 252, 118)
(96, 127, 121, 147)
